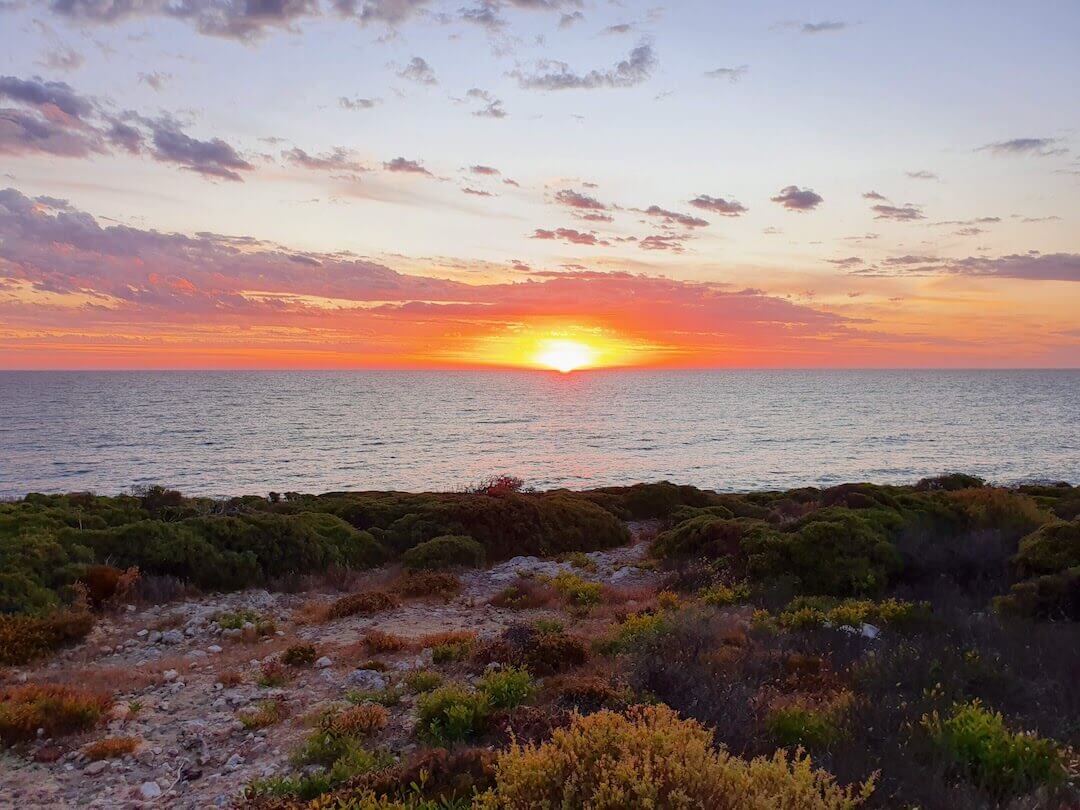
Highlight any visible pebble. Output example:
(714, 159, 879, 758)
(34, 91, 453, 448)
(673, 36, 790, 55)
(163, 669, 179, 682)
(161, 630, 184, 645)
(207, 645, 223, 654)
(138, 781, 162, 800)
(314, 656, 332, 668)
(84, 761, 109, 776)
(345, 669, 387, 690)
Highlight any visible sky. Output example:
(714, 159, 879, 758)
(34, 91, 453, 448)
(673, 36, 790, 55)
(0, 0, 1078, 370)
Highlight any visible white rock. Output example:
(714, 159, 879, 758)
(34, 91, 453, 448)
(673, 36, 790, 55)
(860, 623, 881, 640)
(163, 669, 179, 682)
(137, 629, 149, 638)
(85, 760, 109, 775)
(207, 645, 223, 654)
(224, 753, 244, 771)
(314, 656, 332, 668)
(161, 629, 184, 645)
(138, 781, 162, 800)
(148, 630, 163, 643)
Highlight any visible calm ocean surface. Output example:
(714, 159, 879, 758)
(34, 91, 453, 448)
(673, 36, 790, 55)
(1, 370, 1077, 498)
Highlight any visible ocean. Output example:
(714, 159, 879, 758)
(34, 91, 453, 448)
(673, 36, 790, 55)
(1, 370, 1077, 498)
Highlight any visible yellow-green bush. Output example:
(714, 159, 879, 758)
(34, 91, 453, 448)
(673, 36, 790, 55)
(548, 571, 603, 606)
(402, 535, 486, 570)
(479, 667, 535, 710)
(475, 704, 874, 809)
(416, 685, 491, 745)
(921, 700, 1066, 799)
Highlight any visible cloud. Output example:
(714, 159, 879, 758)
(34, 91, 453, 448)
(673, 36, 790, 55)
(512, 41, 655, 90)
(800, 20, 846, 33)
(138, 71, 171, 91)
(827, 256, 864, 268)
(383, 156, 433, 176)
(39, 46, 84, 72)
(339, 96, 380, 110)
(0, 107, 106, 156)
(147, 116, 253, 181)
(283, 146, 365, 173)
(531, 227, 606, 246)
(557, 10, 583, 28)
(465, 87, 506, 118)
(397, 56, 437, 85)
(469, 164, 499, 175)
(906, 170, 938, 180)
(554, 188, 606, 211)
(689, 194, 746, 216)
(462, 186, 494, 197)
(862, 190, 887, 200)
(460, 1, 505, 30)
(639, 234, 685, 251)
(977, 137, 1066, 157)
(0, 75, 94, 118)
(602, 23, 633, 35)
(872, 203, 925, 221)
(704, 65, 748, 83)
(855, 252, 1080, 282)
(640, 205, 708, 229)
(771, 185, 823, 211)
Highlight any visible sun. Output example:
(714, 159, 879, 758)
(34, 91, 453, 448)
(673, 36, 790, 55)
(534, 339, 595, 373)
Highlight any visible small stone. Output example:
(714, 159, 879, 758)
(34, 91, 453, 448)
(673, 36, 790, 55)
(224, 753, 244, 771)
(345, 669, 387, 690)
(207, 645, 223, 654)
(161, 629, 184, 645)
(148, 630, 163, 644)
(163, 669, 179, 682)
(138, 781, 162, 800)
(860, 623, 881, 640)
(85, 760, 109, 775)
(314, 656, 332, 669)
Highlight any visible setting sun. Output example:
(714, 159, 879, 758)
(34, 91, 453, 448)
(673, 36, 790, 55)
(534, 339, 595, 372)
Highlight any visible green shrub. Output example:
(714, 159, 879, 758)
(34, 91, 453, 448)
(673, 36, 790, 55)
(579, 482, 722, 519)
(479, 667, 535, 709)
(404, 669, 443, 693)
(775, 596, 930, 630)
(402, 535, 486, 570)
(1011, 518, 1080, 579)
(596, 611, 671, 654)
(698, 581, 751, 606)
(765, 695, 851, 750)
(347, 686, 402, 707)
(548, 572, 602, 606)
(922, 700, 1066, 799)
(650, 516, 746, 560)
(994, 567, 1080, 620)
(416, 685, 491, 744)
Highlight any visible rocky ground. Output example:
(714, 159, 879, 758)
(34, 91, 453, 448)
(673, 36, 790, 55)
(0, 527, 660, 809)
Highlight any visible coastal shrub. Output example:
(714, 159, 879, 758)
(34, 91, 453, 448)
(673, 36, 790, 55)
(329, 703, 389, 737)
(650, 516, 747, 560)
(548, 571, 603, 606)
(82, 735, 141, 760)
(356, 746, 497, 806)
(916, 474, 986, 492)
(216, 608, 276, 635)
(328, 490, 629, 560)
(392, 570, 461, 600)
(402, 534, 486, 570)
(430, 633, 476, 664)
(257, 660, 290, 688)
(764, 693, 852, 750)
(580, 482, 721, 520)
(416, 685, 491, 744)
(489, 576, 557, 609)
(347, 685, 402, 707)
(546, 674, 630, 713)
(469, 475, 526, 495)
(238, 699, 288, 730)
(0, 684, 111, 745)
(479, 667, 535, 709)
(775, 596, 931, 630)
(475, 705, 874, 809)
(324, 590, 399, 621)
(698, 581, 751, 606)
(281, 642, 318, 666)
(65, 512, 386, 592)
(0, 606, 94, 665)
(473, 623, 589, 676)
(404, 669, 443, 694)
(0, 528, 94, 614)
(921, 700, 1066, 799)
(363, 629, 407, 653)
(1010, 518, 1080, 579)
(743, 510, 903, 596)
(597, 610, 671, 654)
(994, 567, 1080, 620)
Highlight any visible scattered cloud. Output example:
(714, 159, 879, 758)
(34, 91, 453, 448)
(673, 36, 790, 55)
(39, 46, 84, 72)
(383, 156, 434, 176)
(639, 205, 708, 229)
(462, 186, 495, 197)
(283, 146, 365, 173)
(558, 11, 584, 29)
(977, 137, 1066, 157)
(862, 190, 887, 201)
(397, 56, 437, 85)
(771, 185, 823, 211)
(469, 164, 500, 176)
(856, 251, 1080, 282)
(906, 170, 938, 180)
(512, 41, 656, 90)
(689, 195, 747, 216)
(554, 188, 607, 210)
(872, 203, 925, 221)
(531, 227, 607, 246)
(138, 71, 171, 91)
(827, 256, 864, 268)
(147, 116, 254, 181)
(465, 88, 506, 118)
(704, 65, 748, 83)
(339, 96, 380, 110)
(800, 20, 846, 34)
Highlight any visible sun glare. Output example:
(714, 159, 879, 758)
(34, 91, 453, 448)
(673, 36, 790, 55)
(534, 339, 595, 373)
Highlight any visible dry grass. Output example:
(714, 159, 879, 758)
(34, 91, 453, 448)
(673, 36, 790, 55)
(298, 590, 399, 624)
(327, 703, 388, 736)
(217, 670, 245, 688)
(0, 609, 95, 666)
(238, 698, 288, 730)
(392, 570, 462, 601)
(363, 630, 408, 653)
(82, 735, 141, 760)
(0, 684, 111, 745)
(489, 577, 559, 610)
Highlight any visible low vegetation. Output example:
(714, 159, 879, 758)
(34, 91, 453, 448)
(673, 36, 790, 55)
(0, 684, 111, 745)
